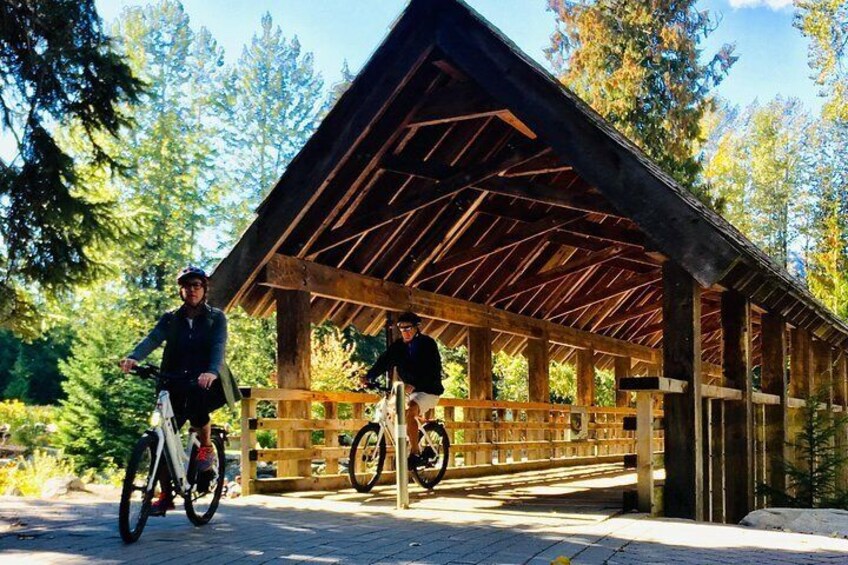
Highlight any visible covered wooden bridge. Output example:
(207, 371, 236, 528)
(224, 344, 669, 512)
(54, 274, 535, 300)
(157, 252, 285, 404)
(210, 0, 848, 522)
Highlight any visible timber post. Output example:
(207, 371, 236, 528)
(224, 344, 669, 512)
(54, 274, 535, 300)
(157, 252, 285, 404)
(275, 289, 312, 478)
(721, 290, 753, 523)
(761, 312, 788, 500)
(662, 261, 704, 521)
(614, 355, 632, 408)
(526, 335, 550, 460)
(468, 326, 493, 466)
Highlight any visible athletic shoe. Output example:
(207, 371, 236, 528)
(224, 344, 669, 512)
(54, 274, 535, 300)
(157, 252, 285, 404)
(197, 445, 218, 475)
(149, 492, 175, 517)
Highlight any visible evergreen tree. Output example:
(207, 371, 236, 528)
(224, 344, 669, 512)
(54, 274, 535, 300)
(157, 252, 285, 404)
(0, 0, 143, 335)
(221, 12, 324, 238)
(546, 0, 736, 198)
(57, 1, 228, 469)
(758, 390, 848, 509)
(1, 326, 72, 404)
(57, 293, 154, 471)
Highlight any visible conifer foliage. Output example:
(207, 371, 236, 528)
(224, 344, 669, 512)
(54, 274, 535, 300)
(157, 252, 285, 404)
(758, 391, 848, 509)
(0, 0, 143, 334)
(546, 0, 736, 198)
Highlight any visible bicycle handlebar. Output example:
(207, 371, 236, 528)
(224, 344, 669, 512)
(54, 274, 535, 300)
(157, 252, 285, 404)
(126, 363, 201, 388)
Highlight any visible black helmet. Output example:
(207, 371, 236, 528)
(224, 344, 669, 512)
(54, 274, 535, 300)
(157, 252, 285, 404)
(397, 311, 422, 325)
(176, 265, 208, 285)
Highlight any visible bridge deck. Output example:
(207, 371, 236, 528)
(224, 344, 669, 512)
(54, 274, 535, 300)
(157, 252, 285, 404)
(2, 464, 846, 564)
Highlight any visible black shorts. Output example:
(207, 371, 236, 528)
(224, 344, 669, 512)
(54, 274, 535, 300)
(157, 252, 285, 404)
(165, 378, 226, 429)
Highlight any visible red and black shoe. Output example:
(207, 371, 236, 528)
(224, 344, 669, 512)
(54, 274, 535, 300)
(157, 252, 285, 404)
(149, 492, 175, 517)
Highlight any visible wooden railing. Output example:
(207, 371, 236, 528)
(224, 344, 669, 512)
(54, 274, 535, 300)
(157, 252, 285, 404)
(238, 387, 664, 495)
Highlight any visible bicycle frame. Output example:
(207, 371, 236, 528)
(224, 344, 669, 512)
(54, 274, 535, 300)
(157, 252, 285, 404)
(146, 388, 200, 498)
(369, 389, 439, 455)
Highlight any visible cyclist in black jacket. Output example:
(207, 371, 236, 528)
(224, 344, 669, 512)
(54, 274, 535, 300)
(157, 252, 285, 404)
(361, 311, 443, 467)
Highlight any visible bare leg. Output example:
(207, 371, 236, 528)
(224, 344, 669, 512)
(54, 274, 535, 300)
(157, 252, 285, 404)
(407, 401, 420, 455)
(198, 422, 212, 447)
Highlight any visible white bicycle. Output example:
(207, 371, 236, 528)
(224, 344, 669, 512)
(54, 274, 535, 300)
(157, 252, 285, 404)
(348, 382, 450, 492)
(118, 364, 227, 543)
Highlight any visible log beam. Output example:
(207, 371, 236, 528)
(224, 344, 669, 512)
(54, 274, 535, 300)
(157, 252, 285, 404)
(263, 255, 661, 362)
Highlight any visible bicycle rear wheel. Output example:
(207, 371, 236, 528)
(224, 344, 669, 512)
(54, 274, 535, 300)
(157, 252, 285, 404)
(184, 434, 225, 526)
(119, 433, 158, 543)
(410, 421, 450, 490)
(348, 422, 386, 493)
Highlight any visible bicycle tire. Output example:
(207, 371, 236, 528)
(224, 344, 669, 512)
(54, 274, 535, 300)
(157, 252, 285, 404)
(118, 433, 158, 543)
(410, 421, 450, 490)
(184, 434, 225, 526)
(348, 422, 386, 493)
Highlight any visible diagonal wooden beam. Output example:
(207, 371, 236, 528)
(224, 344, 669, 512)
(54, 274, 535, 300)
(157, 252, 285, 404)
(309, 140, 546, 256)
(501, 151, 573, 177)
(548, 271, 662, 321)
(595, 300, 662, 330)
(416, 210, 583, 283)
(491, 245, 626, 304)
(629, 307, 722, 341)
(406, 80, 506, 127)
(558, 218, 647, 249)
(475, 177, 620, 217)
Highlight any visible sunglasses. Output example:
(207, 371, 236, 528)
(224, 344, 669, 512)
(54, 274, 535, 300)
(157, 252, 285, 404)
(180, 281, 204, 289)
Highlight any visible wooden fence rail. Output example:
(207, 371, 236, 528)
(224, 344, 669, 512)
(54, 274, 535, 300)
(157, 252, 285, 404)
(238, 387, 664, 495)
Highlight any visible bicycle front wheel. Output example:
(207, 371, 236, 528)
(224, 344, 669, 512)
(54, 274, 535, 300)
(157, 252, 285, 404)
(410, 421, 450, 490)
(119, 433, 158, 543)
(348, 422, 386, 493)
(184, 435, 225, 526)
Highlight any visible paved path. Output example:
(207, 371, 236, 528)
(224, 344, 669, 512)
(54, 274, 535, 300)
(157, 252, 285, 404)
(1, 464, 846, 564)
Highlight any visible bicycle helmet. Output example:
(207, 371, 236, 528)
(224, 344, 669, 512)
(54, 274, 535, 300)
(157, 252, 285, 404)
(176, 265, 209, 285)
(397, 311, 422, 325)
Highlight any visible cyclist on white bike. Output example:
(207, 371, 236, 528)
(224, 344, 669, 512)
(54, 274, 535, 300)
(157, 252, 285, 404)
(360, 311, 443, 468)
(119, 266, 240, 515)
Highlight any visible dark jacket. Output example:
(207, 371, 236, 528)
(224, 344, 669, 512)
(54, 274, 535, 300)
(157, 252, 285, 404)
(365, 333, 444, 395)
(129, 303, 241, 409)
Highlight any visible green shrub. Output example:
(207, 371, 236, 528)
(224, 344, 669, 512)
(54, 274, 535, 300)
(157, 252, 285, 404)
(0, 400, 58, 454)
(0, 450, 77, 496)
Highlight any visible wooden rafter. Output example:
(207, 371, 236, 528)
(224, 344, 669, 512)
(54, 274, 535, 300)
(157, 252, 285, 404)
(407, 80, 506, 127)
(595, 300, 661, 331)
(548, 271, 662, 321)
(309, 139, 546, 256)
(491, 245, 626, 304)
(416, 211, 583, 283)
(476, 177, 620, 217)
(501, 151, 573, 177)
(558, 218, 646, 249)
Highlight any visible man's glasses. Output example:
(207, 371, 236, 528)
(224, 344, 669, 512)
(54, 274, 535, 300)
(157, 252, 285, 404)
(180, 282, 204, 289)
(397, 325, 416, 333)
